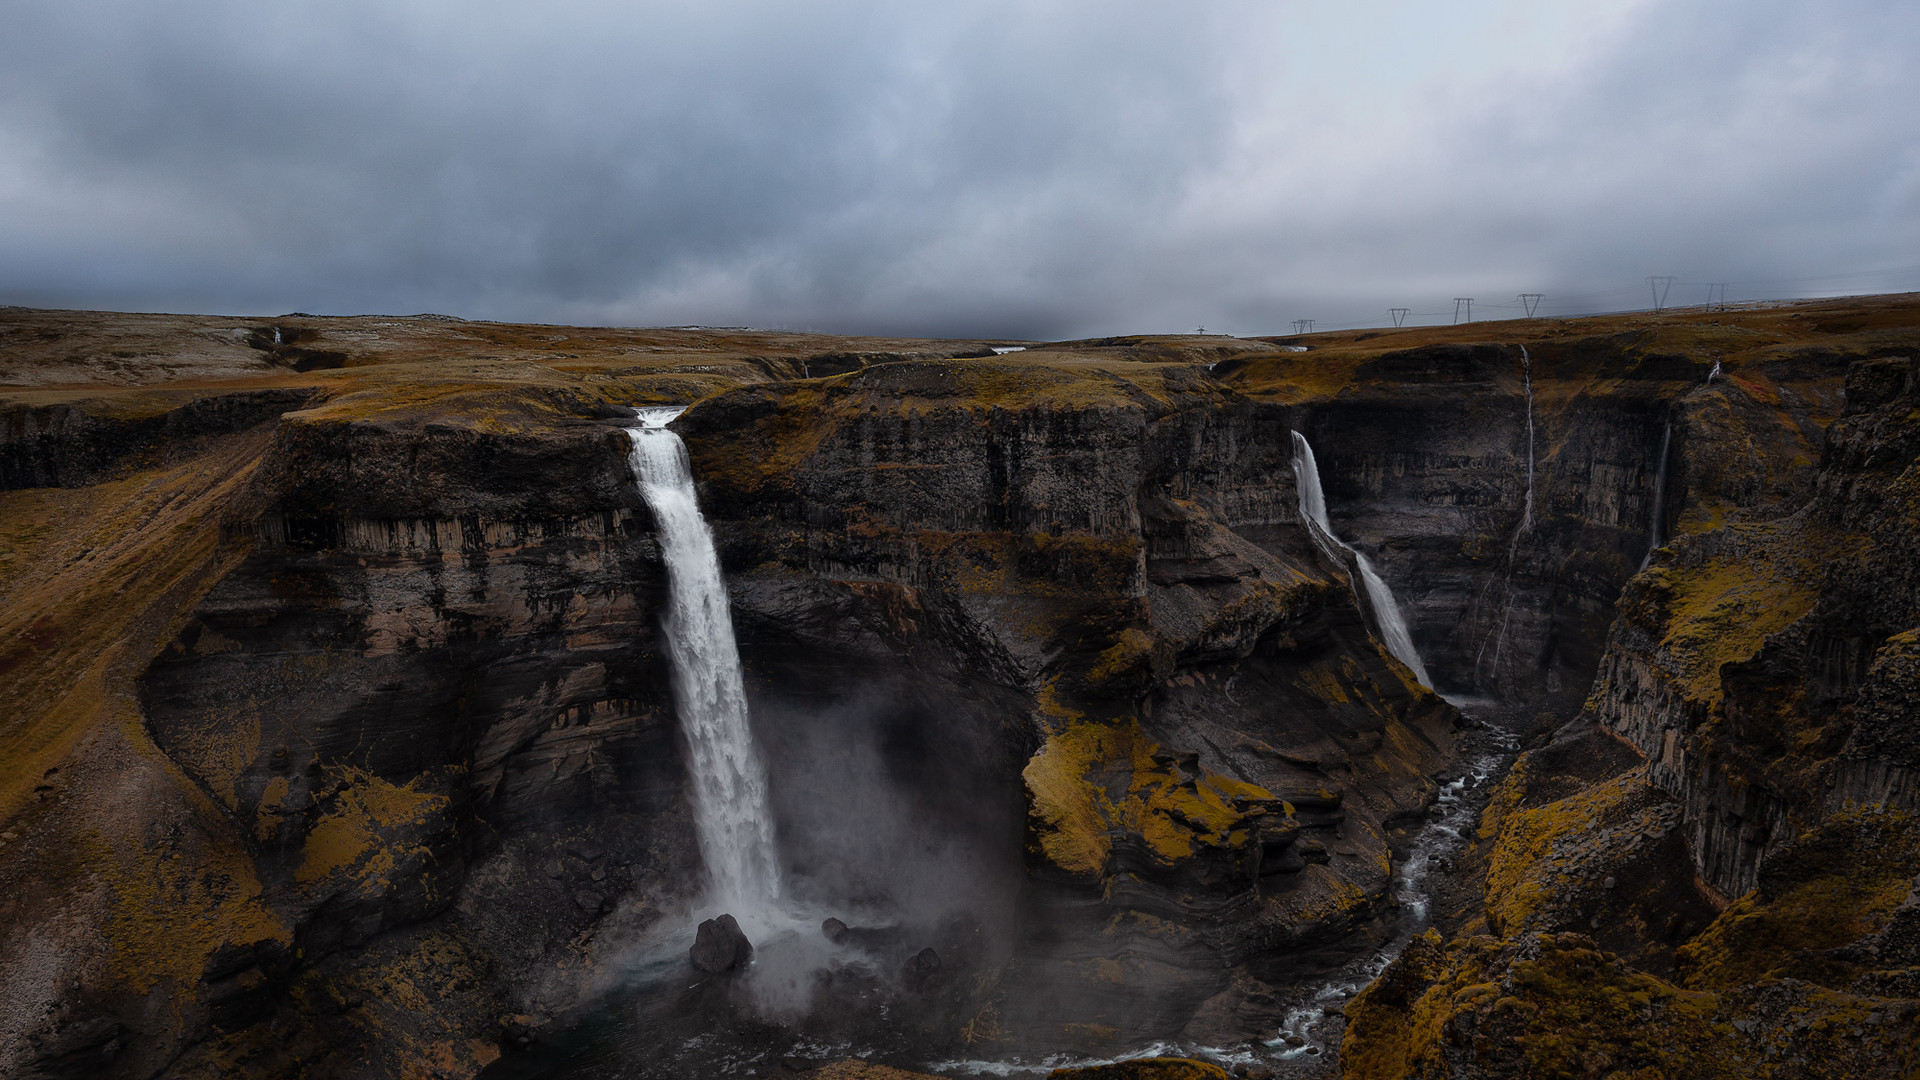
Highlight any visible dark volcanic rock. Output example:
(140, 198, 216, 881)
(691, 914, 754, 973)
(901, 946, 941, 990)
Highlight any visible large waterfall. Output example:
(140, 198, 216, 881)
(627, 407, 782, 914)
(1290, 431, 1431, 686)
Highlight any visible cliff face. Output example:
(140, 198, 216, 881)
(678, 358, 1458, 1050)
(4, 299, 1919, 1079)
(1590, 352, 1920, 899)
(0, 311, 985, 1079)
(1341, 310, 1920, 1079)
(1219, 321, 1848, 714)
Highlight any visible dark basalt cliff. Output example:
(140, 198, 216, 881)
(677, 360, 1456, 1049)
(1, 299, 1918, 1079)
(1340, 319, 1920, 1079)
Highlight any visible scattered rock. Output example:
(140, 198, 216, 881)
(902, 946, 941, 990)
(691, 913, 754, 973)
(498, 1013, 541, 1051)
(822, 917, 850, 944)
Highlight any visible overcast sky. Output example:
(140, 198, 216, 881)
(3, 0, 1917, 339)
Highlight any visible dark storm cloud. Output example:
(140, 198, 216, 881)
(3, 0, 1917, 337)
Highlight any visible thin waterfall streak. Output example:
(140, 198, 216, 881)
(1639, 423, 1673, 571)
(1490, 593, 1515, 678)
(1290, 431, 1431, 687)
(626, 407, 782, 915)
(1508, 345, 1535, 561)
(1482, 346, 1537, 692)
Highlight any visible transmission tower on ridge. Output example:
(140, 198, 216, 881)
(1647, 276, 1676, 313)
(1453, 298, 1474, 324)
(1519, 293, 1544, 318)
(1292, 319, 1314, 335)
(1706, 283, 1728, 312)
(1389, 308, 1409, 327)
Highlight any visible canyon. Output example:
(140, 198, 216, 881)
(0, 296, 1916, 1079)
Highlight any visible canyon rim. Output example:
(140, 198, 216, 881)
(2, 295, 1919, 1080)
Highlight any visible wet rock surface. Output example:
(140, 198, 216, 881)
(691, 914, 754, 973)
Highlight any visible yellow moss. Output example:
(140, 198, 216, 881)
(297, 767, 450, 891)
(1024, 722, 1116, 875)
(1482, 770, 1653, 934)
(0, 434, 268, 823)
(1678, 807, 1920, 991)
(1297, 660, 1351, 704)
(81, 826, 292, 995)
(1049, 1059, 1230, 1080)
(1657, 525, 1836, 705)
(1344, 933, 1743, 1080)
(1088, 628, 1154, 685)
(1022, 719, 1273, 876)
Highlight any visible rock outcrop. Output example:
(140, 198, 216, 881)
(1342, 313, 1920, 1078)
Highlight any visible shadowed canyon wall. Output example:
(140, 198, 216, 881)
(2, 299, 1918, 1078)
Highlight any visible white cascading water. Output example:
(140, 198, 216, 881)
(626, 407, 783, 915)
(1639, 423, 1673, 571)
(1475, 346, 1537, 686)
(1290, 431, 1431, 687)
(1510, 346, 1535, 558)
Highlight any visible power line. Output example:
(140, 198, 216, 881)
(1647, 276, 1676, 313)
(1518, 293, 1544, 318)
(1260, 264, 1920, 337)
(1292, 319, 1314, 334)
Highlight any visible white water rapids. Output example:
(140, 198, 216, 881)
(1290, 431, 1431, 687)
(626, 407, 783, 916)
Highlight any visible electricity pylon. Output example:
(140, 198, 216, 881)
(1453, 298, 1474, 324)
(1647, 276, 1676, 313)
(1390, 308, 1409, 327)
(1519, 293, 1544, 318)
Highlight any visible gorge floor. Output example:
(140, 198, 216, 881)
(470, 701, 1535, 1080)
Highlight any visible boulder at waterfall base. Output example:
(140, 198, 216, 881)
(691, 914, 755, 973)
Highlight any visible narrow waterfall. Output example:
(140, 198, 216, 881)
(1639, 423, 1673, 571)
(1509, 345, 1535, 559)
(1477, 345, 1536, 685)
(1290, 431, 1431, 686)
(626, 407, 783, 914)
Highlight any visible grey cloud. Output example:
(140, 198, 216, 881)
(2, 0, 1916, 338)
